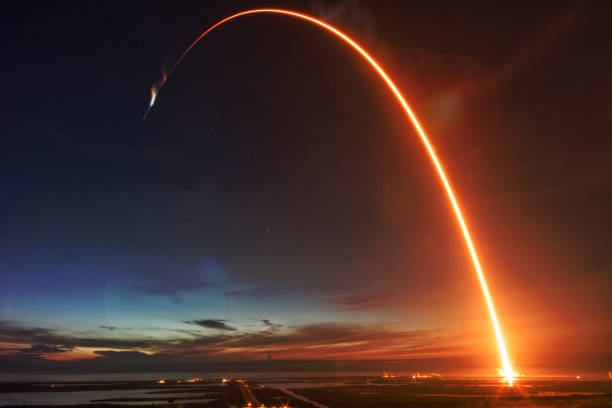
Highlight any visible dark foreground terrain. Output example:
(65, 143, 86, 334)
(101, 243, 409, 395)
(0, 376, 610, 408)
(285, 377, 612, 408)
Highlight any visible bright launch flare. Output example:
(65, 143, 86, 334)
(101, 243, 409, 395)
(145, 8, 517, 378)
(143, 72, 166, 119)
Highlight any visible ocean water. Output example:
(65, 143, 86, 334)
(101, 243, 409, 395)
(0, 389, 215, 406)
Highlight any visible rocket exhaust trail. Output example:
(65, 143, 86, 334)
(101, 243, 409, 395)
(143, 72, 166, 120)
(145, 9, 517, 378)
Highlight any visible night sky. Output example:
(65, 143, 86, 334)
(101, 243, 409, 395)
(1, 1, 611, 376)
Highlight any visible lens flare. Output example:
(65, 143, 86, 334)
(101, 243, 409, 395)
(145, 8, 516, 378)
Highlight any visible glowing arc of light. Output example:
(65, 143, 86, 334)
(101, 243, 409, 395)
(148, 8, 516, 378)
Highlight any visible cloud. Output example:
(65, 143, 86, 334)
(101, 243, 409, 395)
(93, 350, 149, 359)
(0, 321, 155, 351)
(185, 319, 236, 331)
(260, 319, 283, 331)
(128, 260, 229, 305)
(327, 295, 389, 310)
(131, 282, 212, 296)
(18, 344, 71, 355)
(0, 323, 54, 343)
(170, 323, 455, 362)
(2, 319, 610, 373)
(225, 286, 279, 300)
(0, 320, 450, 364)
(225, 289, 249, 297)
(131, 281, 213, 304)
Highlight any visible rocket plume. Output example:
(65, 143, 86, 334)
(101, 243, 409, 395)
(145, 8, 517, 378)
(143, 71, 167, 120)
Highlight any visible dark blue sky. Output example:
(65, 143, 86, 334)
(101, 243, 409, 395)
(1, 1, 610, 376)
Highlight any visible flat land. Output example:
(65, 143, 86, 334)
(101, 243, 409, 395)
(0, 376, 610, 408)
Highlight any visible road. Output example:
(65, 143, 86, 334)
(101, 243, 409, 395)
(236, 380, 259, 407)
